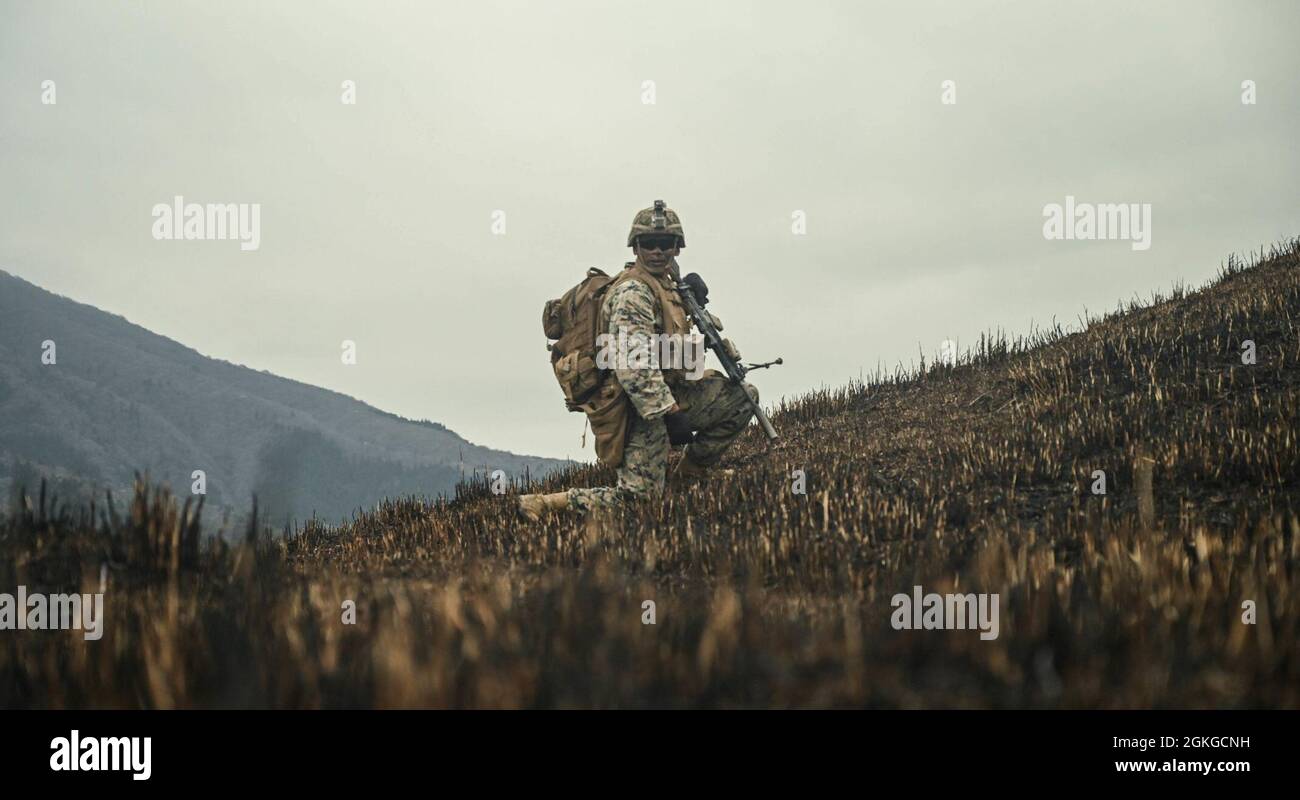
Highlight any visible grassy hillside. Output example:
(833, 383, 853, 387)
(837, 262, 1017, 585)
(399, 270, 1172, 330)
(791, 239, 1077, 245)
(2, 239, 1297, 708)
(0, 270, 569, 527)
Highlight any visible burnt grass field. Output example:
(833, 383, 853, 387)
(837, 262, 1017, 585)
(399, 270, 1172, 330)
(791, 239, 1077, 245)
(3, 239, 1298, 708)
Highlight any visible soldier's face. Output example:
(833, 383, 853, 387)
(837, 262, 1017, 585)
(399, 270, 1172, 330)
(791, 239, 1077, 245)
(635, 236, 680, 272)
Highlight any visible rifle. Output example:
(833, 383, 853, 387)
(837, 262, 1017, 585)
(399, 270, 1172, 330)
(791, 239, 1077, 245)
(673, 266, 780, 441)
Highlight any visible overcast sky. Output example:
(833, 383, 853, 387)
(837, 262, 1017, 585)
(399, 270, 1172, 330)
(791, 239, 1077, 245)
(2, 0, 1297, 461)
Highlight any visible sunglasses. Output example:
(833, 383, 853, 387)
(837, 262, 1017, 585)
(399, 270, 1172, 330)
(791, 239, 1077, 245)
(637, 236, 679, 252)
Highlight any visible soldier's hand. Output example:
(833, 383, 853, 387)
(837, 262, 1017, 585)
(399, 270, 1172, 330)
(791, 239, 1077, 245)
(722, 338, 741, 361)
(683, 272, 709, 307)
(664, 410, 695, 446)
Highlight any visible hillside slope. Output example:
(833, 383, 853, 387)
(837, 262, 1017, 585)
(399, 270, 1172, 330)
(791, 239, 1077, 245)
(3, 239, 1296, 708)
(325, 238, 1299, 574)
(287, 238, 1300, 706)
(0, 270, 568, 526)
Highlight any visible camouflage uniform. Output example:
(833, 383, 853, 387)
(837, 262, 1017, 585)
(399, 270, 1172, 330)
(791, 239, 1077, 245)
(567, 268, 758, 512)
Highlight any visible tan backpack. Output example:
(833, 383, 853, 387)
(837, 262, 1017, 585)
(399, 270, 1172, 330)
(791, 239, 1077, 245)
(543, 268, 631, 466)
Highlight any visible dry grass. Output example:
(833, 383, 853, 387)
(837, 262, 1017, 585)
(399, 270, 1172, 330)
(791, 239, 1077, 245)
(3, 239, 1298, 708)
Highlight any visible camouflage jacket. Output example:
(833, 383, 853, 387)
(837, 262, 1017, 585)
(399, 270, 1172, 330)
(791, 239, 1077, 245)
(601, 263, 689, 421)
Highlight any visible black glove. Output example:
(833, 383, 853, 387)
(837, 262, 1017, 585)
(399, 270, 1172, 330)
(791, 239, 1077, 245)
(664, 411, 695, 445)
(683, 272, 709, 307)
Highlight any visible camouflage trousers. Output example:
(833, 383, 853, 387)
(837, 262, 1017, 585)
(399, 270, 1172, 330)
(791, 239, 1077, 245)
(568, 372, 758, 513)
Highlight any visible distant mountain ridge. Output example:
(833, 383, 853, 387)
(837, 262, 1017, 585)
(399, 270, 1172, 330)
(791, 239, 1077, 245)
(0, 269, 569, 528)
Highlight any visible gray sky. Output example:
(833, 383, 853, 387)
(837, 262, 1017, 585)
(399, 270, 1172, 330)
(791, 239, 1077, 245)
(2, 0, 1297, 461)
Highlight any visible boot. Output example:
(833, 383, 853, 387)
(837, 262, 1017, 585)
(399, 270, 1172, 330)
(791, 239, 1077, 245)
(672, 455, 735, 483)
(517, 491, 571, 522)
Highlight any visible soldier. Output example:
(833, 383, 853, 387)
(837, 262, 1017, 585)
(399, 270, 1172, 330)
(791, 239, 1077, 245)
(519, 203, 759, 521)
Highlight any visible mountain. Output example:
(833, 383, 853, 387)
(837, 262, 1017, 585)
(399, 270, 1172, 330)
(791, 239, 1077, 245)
(0, 269, 569, 528)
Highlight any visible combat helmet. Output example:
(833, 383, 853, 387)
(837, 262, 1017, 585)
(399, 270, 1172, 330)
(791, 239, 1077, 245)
(627, 199, 685, 248)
